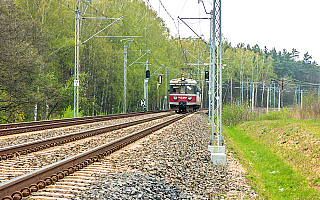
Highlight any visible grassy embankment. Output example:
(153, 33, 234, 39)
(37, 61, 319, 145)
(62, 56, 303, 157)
(223, 108, 320, 199)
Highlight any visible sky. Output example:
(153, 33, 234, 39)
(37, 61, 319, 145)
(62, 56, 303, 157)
(144, 0, 320, 63)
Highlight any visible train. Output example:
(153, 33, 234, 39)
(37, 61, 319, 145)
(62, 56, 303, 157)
(169, 76, 201, 113)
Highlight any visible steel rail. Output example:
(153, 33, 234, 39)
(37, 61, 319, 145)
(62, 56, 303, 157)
(0, 113, 175, 161)
(0, 113, 191, 200)
(0, 110, 172, 136)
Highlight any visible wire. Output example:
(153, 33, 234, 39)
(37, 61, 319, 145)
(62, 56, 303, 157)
(146, 0, 189, 64)
(179, 0, 188, 16)
(293, 79, 320, 86)
(123, 4, 189, 68)
(177, 21, 189, 64)
(158, 0, 174, 21)
(121, 19, 160, 67)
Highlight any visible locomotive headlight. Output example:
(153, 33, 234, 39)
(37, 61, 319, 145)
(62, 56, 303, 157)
(188, 96, 192, 101)
(173, 96, 178, 100)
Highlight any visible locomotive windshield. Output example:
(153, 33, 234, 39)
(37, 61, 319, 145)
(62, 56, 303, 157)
(187, 86, 195, 94)
(171, 86, 179, 94)
(170, 85, 197, 94)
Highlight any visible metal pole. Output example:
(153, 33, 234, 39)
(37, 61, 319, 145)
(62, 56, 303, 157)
(208, 9, 213, 123)
(230, 76, 232, 105)
(207, 0, 226, 166)
(201, 64, 204, 109)
(249, 81, 252, 107)
(270, 84, 272, 109)
(210, 0, 222, 139)
(267, 86, 269, 114)
(157, 83, 159, 110)
(293, 87, 297, 106)
(278, 88, 281, 111)
(74, 9, 80, 118)
(146, 61, 149, 111)
(210, 6, 215, 132)
(241, 81, 243, 104)
(301, 89, 303, 108)
(144, 79, 146, 111)
(252, 83, 254, 111)
(273, 83, 276, 111)
(73, 3, 122, 117)
(297, 85, 300, 106)
(123, 45, 127, 113)
(218, 0, 222, 136)
(201, 77, 204, 108)
(165, 69, 168, 109)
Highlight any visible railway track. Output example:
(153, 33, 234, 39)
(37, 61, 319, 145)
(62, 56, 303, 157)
(0, 110, 171, 137)
(0, 112, 190, 200)
(0, 112, 176, 181)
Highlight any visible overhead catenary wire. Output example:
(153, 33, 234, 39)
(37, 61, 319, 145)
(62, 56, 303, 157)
(146, 0, 189, 64)
(179, 0, 188, 16)
(121, 19, 162, 69)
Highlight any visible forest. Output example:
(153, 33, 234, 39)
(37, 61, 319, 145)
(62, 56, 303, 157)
(1, 0, 319, 123)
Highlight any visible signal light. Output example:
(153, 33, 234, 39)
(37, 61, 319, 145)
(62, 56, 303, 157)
(158, 75, 162, 84)
(146, 70, 150, 78)
(205, 71, 209, 81)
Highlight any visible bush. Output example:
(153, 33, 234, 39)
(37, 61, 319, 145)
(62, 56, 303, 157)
(53, 105, 84, 119)
(291, 91, 320, 120)
(258, 108, 292, 121)
(222, 103, 257, 126)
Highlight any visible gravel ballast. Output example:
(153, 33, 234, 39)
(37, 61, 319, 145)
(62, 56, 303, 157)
(79, 171, 192, 200)
(73, 111, 258, 199)
(0, 112, 171, 147)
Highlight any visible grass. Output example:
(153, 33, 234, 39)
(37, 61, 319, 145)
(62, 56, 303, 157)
(236, 119, 320, 187)
(224, 126, 320, 199)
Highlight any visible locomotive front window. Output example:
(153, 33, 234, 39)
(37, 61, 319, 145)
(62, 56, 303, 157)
(180, 85, 186, 94)
(187, 85, 196, 94)
(170, 86, 179, 94)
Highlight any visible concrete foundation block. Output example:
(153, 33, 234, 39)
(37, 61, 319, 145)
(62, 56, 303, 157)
(208, 145, 225, 154)
(211, 153, 226, 167)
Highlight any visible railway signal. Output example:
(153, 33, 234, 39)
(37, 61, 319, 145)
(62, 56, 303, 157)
(146, 70, 150, 79)
(158, 75, 162, 84)
(205, 71, 209, 81)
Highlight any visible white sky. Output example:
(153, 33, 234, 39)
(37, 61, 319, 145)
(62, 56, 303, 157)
(145, 0, 320, 63)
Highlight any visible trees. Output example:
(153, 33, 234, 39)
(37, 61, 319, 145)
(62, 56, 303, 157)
(0, 0, 45, 122)
(1, 0, 319, 123)
(303, 52, 312, 64)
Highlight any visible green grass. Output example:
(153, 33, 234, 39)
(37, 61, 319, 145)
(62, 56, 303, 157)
(236, 119, 320, 186)
(224, 126, 320, 199)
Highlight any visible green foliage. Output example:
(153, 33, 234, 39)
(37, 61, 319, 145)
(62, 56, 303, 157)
(1, 0, 319, 123)
(222, 102, 257, 126)
(0, 0, 43, 122)
(223, 46, 274, 84)
(52, 105, 83, 119)
(268, 48, 319, 84)
(258, 108, 292, 121)
(0, 90, 25, 123)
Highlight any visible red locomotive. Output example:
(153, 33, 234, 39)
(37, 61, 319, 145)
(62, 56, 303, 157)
(169, 76, 201, 113)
